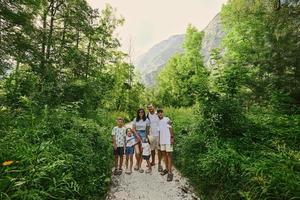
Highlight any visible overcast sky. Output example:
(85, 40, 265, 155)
(87, 0, 227, 61)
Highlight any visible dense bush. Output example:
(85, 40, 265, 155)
(166, 107, 300, 200)
(0, 103, 114, 199)
(199, 93, 247, 137)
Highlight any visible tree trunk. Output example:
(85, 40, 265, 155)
(40, 7, 48, 73)
(46, 0, 55, 62)
(86, 35, 92, 78)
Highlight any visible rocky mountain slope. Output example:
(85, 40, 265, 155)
(135, 13, 224, 86)
(134, 34, 184, 86)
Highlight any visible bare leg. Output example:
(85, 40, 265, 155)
(135, 146, 139, 163)
(114, 155, 118, 170)
(129, 155, 133, 172)
(166, 152, 172, 173)
(158, 150, 162, 166)
(119, 155, 124, 170)
(165, 153, 169, 172)
(125, 155, 129, 170)
(139, 146, 143, 169)
(134, 144, 140, 169)
(146, 160, 152, 171)
(161, 151, 166, 169)
(151, 150, 155, 164)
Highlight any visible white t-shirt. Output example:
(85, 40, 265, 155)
(147, 112, 160, 136)
(158, 117, 172, 145)
(142, 142, 151, 156)
(126, 135, 136, 147)
(111, 126, 126, 147)
(132, 118, 150, 131)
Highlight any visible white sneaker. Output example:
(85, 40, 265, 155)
(125, 169, 131, 174)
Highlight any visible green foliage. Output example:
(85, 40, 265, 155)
(0, 103, 114, 199)
(158, 2, 300, 199)
(0, 0, 145, 199)
(156, 25, 208, 107)
(199, 93, 246, 137)
(167, 107, 300, 200)
(103, 62, 147, 116)
(1, 0, 143, 112)
(220, 0, 300, 114)
(0, 0, 42, 75)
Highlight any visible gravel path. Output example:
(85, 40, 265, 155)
(106, 124, 200, 200)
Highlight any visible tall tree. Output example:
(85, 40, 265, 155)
(220, 0, 300, 112)
(157, 25, 207, 107)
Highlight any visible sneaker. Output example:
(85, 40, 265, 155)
(160, 169, 168, 176)
(158, 165, 163, 172)
(113, 169, 119, 175)
(145, 169, 152, 173)
(118, 169, 122, 175)
(167, 173, 173, 181)
(134, 165, 139, 171)
(125, 169, 131, 174)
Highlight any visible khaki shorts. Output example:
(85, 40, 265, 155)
(160, 144, 173, 152)
(149, 136, 160, 150)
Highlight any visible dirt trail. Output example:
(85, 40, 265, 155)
(106, 124, 200, 200)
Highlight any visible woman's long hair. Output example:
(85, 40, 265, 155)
(136, 108, 147, 122)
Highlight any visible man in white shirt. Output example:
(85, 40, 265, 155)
(157, 109, 174, 182)
(147, 104, 162, 170)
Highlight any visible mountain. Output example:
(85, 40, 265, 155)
(134, 13, 224, 87)
(134, 34, 185, 86)
(200, 14, 224, 67)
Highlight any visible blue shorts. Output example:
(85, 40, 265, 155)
(142, 155, 150, 160)
(125, 146, 135, 155)
(113, 147, 124, 156)
(137, 130, 147, 143)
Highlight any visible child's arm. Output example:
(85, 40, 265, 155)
(124, 136, 126, 150)
(112, 136, 117, 150)
(158, 132, 160, 145)
(133, 132, 141, 143)
(132, 125, 142, 142)
(169, 127, 174, 145)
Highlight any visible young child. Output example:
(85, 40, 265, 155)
(142, 138, 152, 173)
(125, 128, 137, 174)
(112, 117, 126, 175)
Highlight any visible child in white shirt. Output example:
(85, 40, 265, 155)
(125, 128, 137, 174)
(142, 138, 152, 173)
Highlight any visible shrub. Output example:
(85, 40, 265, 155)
(0, 104, 113, 199)
(167, 106, 300, 200)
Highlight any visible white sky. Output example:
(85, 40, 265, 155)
(87, 0, 227, 61)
